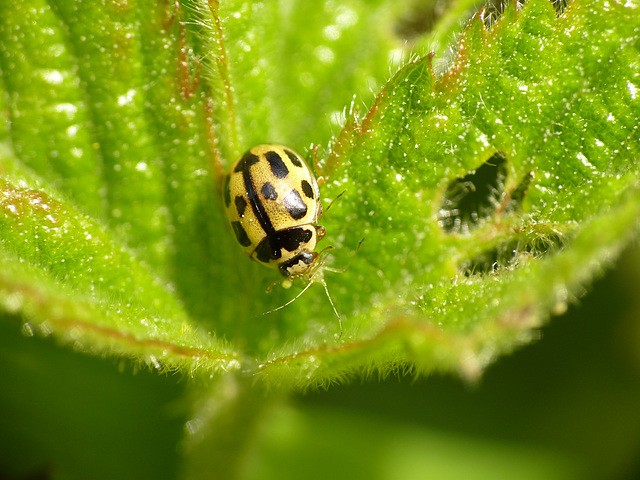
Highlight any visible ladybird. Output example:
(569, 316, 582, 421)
(223, 144, 324, 275)
(222, 144, 355, 334)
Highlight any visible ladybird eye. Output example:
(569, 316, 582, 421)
(301, 180, 314, 199)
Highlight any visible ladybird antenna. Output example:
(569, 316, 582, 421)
(322, 190, 346, 216)
(261, 280, 314, 316)
(324, 238, 364, 274)
(320, 277, 343, 337)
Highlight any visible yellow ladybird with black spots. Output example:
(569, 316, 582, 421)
(222, 144, 326, 277)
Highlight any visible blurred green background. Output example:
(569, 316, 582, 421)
(1, 242, 639, 480)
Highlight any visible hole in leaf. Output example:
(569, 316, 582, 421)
(483, 0, 567, 28)
(438, 152, 508, 233)
(462, 226, 567, 276)
(551, 0, 569, 15)
(503, 170, 534, 215)
(395, 0, 448, 41)
(482, 0, 516, 28)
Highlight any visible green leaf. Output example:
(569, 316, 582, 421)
(2, 0, 640, 478)
(0, 0, 234, 372)
(0, 0, 638, 392)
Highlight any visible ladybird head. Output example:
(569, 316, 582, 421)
(278, 251, 318, 277)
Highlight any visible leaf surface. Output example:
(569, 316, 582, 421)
(0, 0, 638, 389)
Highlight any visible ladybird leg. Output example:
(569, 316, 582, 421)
(319, 277, 343, 338)
(303, 263, 343, 337)
(266, 276, 293, 293)
(316, 244, 334, 258)
(261, 280, 315, 315)
(316, 225, 326, 241)
(323, 238, 364, 274)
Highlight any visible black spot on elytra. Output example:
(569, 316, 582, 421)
(283, 190, 307, 220)
(261, 182, 278, 200)
(255, 237, 282, 263)
(301, 180, 314, 199)
(235, 196, 247, 217)
(234, 152, 260, 173)
(231, 221, 251, 247)
(279, 227, 313, 251)
(265, 151, 289, 178)
(255, 227, 313, 264)
(285, 149, 303, 167)
(223, 175, 231, 207)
